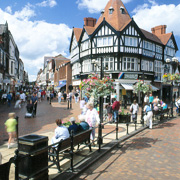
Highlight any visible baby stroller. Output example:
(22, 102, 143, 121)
(25, 103, 35, 118)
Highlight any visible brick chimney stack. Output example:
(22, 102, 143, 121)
(84, 17, 97, 27)
(151, 25, 167, 35)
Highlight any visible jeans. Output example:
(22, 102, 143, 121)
(75, 96, 78, 103)
(113, 110, 118, 122)
(58, 96, 61, 103)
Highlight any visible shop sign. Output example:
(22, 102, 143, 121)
(3, 79, 10, 83)
(72, 80, 81, 86)
(124, 74, 138, 79)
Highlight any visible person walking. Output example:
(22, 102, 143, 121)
(149, 93, 154, 109)
(4, 112, 17, 149)
(2, 91, 7, 105)
(144, 102, 153, 129)
(63, 92, 67, 102)
(7, 92, 12, 107)
(74, 91, 79, 103)
(85, 102, 100, 145)
(106, 103, 113, 122)
(31, 93, 38, 116)
(112, 98, 120, 123)
(130, 100, 139, 123)
(58, 91, 62, 103)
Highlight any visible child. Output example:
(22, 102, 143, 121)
(4, 113, 17, 149)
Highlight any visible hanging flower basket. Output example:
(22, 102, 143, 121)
(162, 73, 180, 82)
(79, 73, 115, 104)
(133, 80, 152, 94)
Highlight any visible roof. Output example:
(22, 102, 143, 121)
(94, 0, 131, 31)
(156, 33, 172, 45)
(140, 28, 163, 45)
(84, 26, 95, 35)
(73, 28, 83, 42)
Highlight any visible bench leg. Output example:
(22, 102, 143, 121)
(56, 154, 61, 172)
(88, 139, 92, 152)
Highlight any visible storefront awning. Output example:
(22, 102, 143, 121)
(150, 84, 159, 91)
(121, 83, 134, 90)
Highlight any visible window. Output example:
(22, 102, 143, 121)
(94, 57, 114, 71)
(82, 41, 89, 51)
(72, 63, 81, 76)
(141, 60, 153, 72)
(109, 7, 114, 14)
(154, 61, 162, 81)
(144, 41, 155, 51)
(11, 61, 13, 75)
(166, 47, 175, 57)
(156, 45, 162, 54)
(97, 37, 113, 47)
(125, 36, 137, 47)
(83, 60, 91, 72)
(122, 57, 138, 71)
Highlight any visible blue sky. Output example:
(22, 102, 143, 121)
(0, 0, 179, 81)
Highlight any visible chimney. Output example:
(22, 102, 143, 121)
(151, 25, 167, 35)
(84, 17, 97, 27)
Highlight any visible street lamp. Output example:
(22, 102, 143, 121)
(165, 57, 178, 117)
(92, 57, 104, 145)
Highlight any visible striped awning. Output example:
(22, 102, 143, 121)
(121, 83, 134, 90)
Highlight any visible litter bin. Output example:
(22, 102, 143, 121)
(18, 134, 48, 180)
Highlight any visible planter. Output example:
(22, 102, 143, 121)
(118, 114, 131, 123)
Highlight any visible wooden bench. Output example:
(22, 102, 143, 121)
(48, 129, 92, 172)
(153, 108, 170, 121)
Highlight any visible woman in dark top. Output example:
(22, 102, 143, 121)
(106, 103, 113, 122)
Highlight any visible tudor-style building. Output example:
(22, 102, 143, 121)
(69, 0, 178, 104)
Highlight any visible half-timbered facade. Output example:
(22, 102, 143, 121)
(70, 0, 178, 104)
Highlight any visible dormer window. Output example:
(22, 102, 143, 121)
(120, 6, 125, 14)
(101, 9, 105, 16)
(109, 6, 114, 14)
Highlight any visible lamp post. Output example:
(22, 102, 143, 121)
(165, 57, 178, 117)
(92, 57, 104, 145)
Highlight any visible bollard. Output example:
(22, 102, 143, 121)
(70, 130, 74, 172)
(15, 116, 19, 146)
(70, 101, 72, 109)
(126, 123, 129, 134)
(116, 119, 118, 140)
(67, 100, 69, 109)
(14, 149, 19, 180)
(98, 124, 102, 152)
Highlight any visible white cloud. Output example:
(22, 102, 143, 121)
(0, 5, 71, 82)
(76, 0, 132, 13)
(37, 0, 57, 8)
(132, 3, 180, 37)
(5, 6, 12, 14)
(14, 3, 36, 20)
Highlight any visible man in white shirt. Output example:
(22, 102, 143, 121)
(58, 91, 62, 103)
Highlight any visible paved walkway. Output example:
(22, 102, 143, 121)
(76, 117, 180, 180)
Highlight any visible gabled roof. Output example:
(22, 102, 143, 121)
(73, 28, 83, 42)
(157, 33, 172, 45)
(95, 0, 131, 31)
(140, 28, 163, 45)
(84, 26, 95, 35)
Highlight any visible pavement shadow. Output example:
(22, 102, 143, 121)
(153, 122, 176, 129)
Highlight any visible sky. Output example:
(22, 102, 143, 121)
(0, 0, 180, 81)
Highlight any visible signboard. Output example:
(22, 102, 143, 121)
(124, 74, 138, 79)
(122, 89, 126, 95)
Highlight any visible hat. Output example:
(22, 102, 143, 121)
(78, 115, 86, 122)
(70, 117, 76, 122)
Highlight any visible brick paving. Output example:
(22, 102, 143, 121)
(76, 118, 180, 180)
(0, 98, 82, 145)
